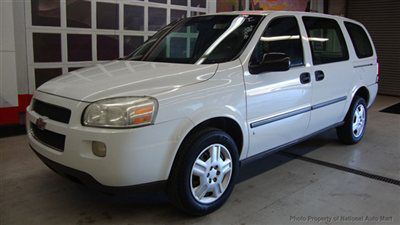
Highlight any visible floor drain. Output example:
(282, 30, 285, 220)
(281, 151, 400, 187)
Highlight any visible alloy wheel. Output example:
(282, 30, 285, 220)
(352, 104, 366, 138)
(190, 144, 233, 204)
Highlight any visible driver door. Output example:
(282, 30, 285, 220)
(244, 16, 313, 157)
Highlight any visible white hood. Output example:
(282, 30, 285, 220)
(37, 60, 218, 102)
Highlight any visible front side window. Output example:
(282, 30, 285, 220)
(127, 15, 262, 64)
(344, 22, 373, 59)
(303, 17, 349, 65)
(204, 16, 261, 64)
(250, 16, 304, 68)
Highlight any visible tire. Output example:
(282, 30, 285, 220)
(167, 128, 239, 216)
(337, 96, 368, 145)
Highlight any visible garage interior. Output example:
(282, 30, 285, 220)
(1, 0, 399, 224)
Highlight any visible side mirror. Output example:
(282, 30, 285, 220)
(249, 53, 290, 74)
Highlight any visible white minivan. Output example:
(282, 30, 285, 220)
(27, 11, 378, 215)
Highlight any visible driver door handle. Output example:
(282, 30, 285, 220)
(300, 72, 311, 84)
(315, 70, 325, 81)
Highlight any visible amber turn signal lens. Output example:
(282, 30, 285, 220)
(135, 105, 153, 115)
(132, 114, 152, 125)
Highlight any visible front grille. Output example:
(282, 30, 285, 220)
(31, 123, 66, 151)
(32, 99, 71, 124)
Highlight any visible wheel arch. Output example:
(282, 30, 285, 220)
(182, 117, 244, 156)
(340, 85, 371, 127)
(167, 115, 247, 182)
(353, 86, 370, 105)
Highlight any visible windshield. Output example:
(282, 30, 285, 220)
(126, 15, 262, 64)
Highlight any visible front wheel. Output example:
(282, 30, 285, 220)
(167, 128, 239, 216)
(337, 96, 368, 144)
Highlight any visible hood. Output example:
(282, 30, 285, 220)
(38, 61, 218, 102)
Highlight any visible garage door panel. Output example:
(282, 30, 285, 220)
(347, 0, 400, 96)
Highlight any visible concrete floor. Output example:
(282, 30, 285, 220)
(1, 95, 399, 225)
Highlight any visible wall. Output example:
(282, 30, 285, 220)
(250, 0, 309, 11)
(14, 0, 30, 96)
(310, 0, 324, 12)
(1, 0, 18, 108)
(24, 0, 210, 92)
(0, 0, 214, 125)
(217, 0, 246, 12)
(347, 0, 400, 96)
(0, 0, 24, 125)
(328, 0, 346, 16)
(217, 0, 325, 12)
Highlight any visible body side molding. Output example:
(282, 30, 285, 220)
(250, 96, 347, 128)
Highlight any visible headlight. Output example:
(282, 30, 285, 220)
(82, 97, 158, 128)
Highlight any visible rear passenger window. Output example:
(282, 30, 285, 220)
(344, 22, 373, 58)
(303, 17, 349, 65)
(250, 16, 304, 67)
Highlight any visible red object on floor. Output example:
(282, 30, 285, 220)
(0, 107, 20, 125)
(0, 94, 33, 125)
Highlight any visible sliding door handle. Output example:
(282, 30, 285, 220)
(315, 70, 325, 81)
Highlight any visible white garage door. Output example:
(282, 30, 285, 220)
(25, 0, 208, 92)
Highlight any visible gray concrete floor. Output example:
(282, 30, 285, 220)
(1, 95, 399, 225)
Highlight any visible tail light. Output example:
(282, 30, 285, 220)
(376, 60, 380, 83)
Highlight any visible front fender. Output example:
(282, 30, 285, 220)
(187, 106, 249, 159)
(155, 60, 249, 178)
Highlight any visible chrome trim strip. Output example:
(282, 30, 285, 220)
(311, 96, 347, 110)
(353, 63, 373, 68)
(250, 106, 311, 128)
(250, 96, 347, 128)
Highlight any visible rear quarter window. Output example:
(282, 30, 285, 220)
(303, 17, 349, 65)
(344, 22, 373, 58)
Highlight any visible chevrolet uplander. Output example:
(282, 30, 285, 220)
(27, 11, 378, 215)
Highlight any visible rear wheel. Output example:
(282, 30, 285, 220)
(167, 128, 239, 216)
(337, 96, 367, 144)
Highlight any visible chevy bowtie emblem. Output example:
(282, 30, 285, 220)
(36, 117, 47, 130)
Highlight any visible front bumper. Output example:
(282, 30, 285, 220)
(31, 145, 167, 194)
(27, 91, 191, 187)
